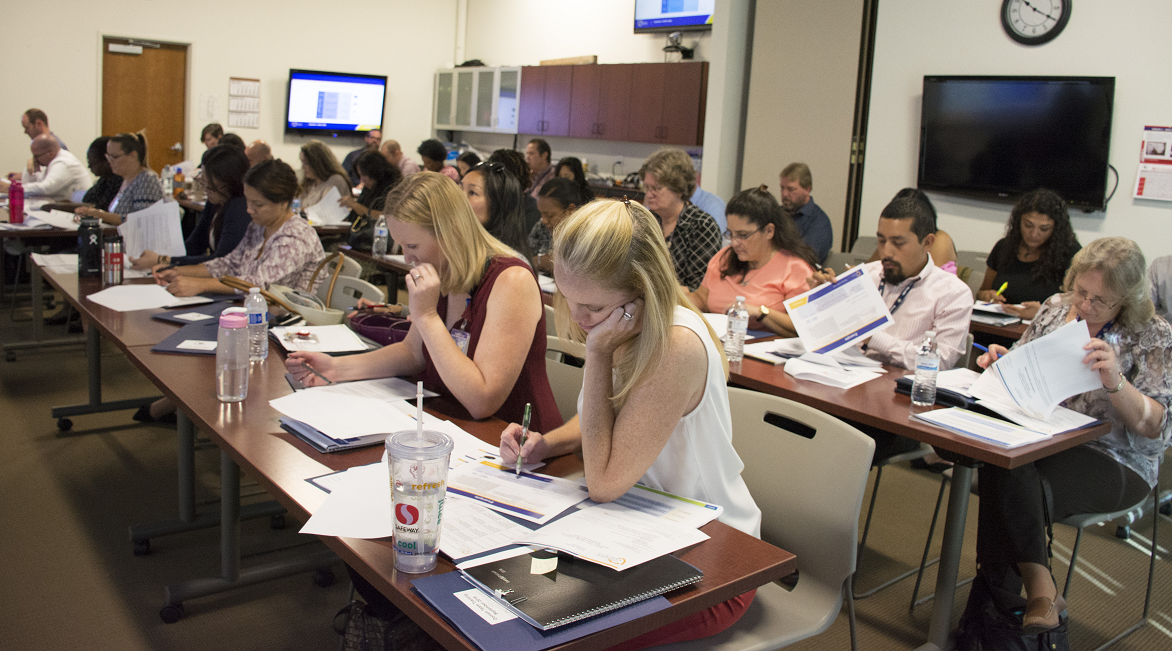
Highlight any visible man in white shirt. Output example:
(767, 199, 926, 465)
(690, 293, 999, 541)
(0, 134, 91, 203)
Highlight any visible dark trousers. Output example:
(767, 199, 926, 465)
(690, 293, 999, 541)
(976, 444, 1150, 595)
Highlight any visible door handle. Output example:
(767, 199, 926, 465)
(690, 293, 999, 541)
(170, 142, 183, 152)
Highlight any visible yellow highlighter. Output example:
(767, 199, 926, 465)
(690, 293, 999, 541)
(995, 282, 1008, 297)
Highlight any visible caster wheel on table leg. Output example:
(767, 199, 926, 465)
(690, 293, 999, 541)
(270, 514, 285, 530)
(5, 352, 15, 362)
(57, 418, 73, 431)
(313, 568, 336, 588)
(160, 603, 184, 624)
(133, 539, 151, 556)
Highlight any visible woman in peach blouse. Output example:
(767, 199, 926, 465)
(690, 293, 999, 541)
(684, 186, 819, 336)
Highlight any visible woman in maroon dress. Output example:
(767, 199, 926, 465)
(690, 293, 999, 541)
(285, 171, 560, 433)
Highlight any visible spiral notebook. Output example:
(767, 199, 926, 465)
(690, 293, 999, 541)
(459, 549, 702, 631)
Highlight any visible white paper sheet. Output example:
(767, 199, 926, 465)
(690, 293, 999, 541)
(912, 408, 1052, 449)
(441, 496, 535, 560)
(25, 209, 79, 230)
(300, 461, 395, 539)
(783, 357, 883, 389)
(902, 368, 983, 397)
(702, 313, 728, 340)
(304, 377, 439, 402)
(783, 267, 894, 355)
(85, 284, 213, 312)
(271, 324, 369, 352)
(303, 186, 351, 225)
(975, 400, 1097, 436)
(972, 319, 1101, 420)
(31, 253, 78, 274)
(269, 392, 422, 439)
(445, 460, 590, 525)
(118, 200, 185, 258)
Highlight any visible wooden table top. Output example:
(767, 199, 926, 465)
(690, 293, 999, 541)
(40, 270, 196, 347)
(121, 343, 796, 651)
(730, 356, 1109, 469)
(970, 319, 1028, 340)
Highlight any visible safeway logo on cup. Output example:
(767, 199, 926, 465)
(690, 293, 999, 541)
(396, 504, 420, 525)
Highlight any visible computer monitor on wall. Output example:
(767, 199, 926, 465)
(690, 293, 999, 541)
(634, 0, 714, 33)
(285, 69, 387, 137)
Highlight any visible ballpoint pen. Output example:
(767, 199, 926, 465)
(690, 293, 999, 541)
(300, 361, 333, 385)
(515, 403, 531, 476)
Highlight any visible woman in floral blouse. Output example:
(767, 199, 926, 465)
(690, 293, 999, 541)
(156, 159, 324, 295)
(973, 237, 1172, 635)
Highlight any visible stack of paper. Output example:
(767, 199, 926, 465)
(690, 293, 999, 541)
(972, 300, 1022, 326)
(86, 285, 213, 312)
(119, 200, 186, 258)
(303, 187, 350, 225)
(912, 407, 1052, 448)
(31, 253, 79, 275)
(25, 209, 79, 230)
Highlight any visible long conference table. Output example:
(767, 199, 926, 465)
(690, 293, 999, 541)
(730, 355, 1110, 651)
(40, 264, 797, 650)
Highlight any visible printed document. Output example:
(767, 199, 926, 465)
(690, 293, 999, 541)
(25, 209, 79, 230)
(446, 460, 590, 525)
(783, 267, 893, 355)
(970, 319, 1100, 420)
(912, 407, 1052, 449)
(303, 187, 350, 225)
(86, 284, 213, 311)
(270, 391, 421, 438)
(119, 200, 186, 258)
(271, 324, 368, 352)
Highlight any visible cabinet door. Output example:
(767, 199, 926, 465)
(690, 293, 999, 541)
(568, 64, 601, 140)
(518, 66, 546, 135)
(660, 62, 707, 145)
(540, 65, 574, 137)
(496, 68, 520, 133)
(475, 69, 495, 130)
(454, 70, 475, 128)
(627, 63, 667, 144)
(435, 71, 454, 128)
(597, 64, 634, 142)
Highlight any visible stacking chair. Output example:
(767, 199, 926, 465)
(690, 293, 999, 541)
(544, 336, 585, 422)
(657, 387, 874, 651)
(1059, 485, 1160, 650)
(320, 275, 384, 311)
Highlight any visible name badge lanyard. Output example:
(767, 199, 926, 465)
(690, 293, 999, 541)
(450, 297, 472, 355)
(877, 278, 920, 316)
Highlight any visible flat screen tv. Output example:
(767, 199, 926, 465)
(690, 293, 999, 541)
(917, 75, 1115, 211)
(634, 0, 714, 33)
(285, 69, 387, 136)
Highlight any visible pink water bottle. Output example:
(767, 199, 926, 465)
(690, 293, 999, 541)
(8, 180, 23, 224)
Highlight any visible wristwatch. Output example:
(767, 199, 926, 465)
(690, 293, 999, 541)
(1104, 372, 1126, 394)
(759, 305, 771, 319)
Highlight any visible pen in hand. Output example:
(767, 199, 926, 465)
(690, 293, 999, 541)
(995, 282, 1008, 297)
(515, 403, 531, 476)
(301, 361, 333, 385)
(347, 303, 388, 311)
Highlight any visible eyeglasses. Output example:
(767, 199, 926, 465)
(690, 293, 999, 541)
(643, 183, 666, 194)
(1071, 284, 1120, 312)
(723, 228, 762, 242)
(105, 151, 129, 161)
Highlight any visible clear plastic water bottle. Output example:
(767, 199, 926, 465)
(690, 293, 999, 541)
(291, 198, 302, 218)
(161, 164, 173, 195)
(911, 331, 939, 407)
(724, 295, 749, 363)
(216, 312, 250, 402)
(244, 287, 269, 361)
(372, 214, 389, 257)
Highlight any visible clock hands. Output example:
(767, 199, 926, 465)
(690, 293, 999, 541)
(1020, 0, 1058, 22)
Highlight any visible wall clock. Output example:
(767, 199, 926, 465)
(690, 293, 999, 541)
(1001, 0, 1070, 46)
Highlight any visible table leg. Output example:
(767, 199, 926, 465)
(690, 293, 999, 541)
(160, 449, 337, 623)
(916, 462, 974, 651)
(49, 318, 159, 422)
(3, 257, 86, 359)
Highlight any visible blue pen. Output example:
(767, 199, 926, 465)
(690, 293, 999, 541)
(972, 342, 989, 353)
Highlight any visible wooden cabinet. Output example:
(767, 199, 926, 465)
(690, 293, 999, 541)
(518, 65, 573, 137)
(569, 64, 633, 141)
(628, 62, 708, 146)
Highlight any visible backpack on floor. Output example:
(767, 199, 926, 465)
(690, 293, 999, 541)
(956, 571, 1069, 651)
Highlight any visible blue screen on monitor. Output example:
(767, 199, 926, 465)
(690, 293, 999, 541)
(286, 69, 386, 134)
(634, 0, 714, 33)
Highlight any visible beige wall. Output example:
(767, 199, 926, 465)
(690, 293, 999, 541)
(740, 0, 865, 254)
(0, 0, 456, 179)
(862, 1, 1172, 261)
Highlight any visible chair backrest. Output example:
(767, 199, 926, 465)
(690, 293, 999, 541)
(545, 335, 585, 422)
(727, 387, 875, 586)
(545, 304, 557, 336)
(955, 250, 988, 297)
(324, 254, 363, 278)
(850, 235, 877, 256)
(319, 275, 386, 310)
(955, 333, 975, 370)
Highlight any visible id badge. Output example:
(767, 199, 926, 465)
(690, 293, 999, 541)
(450, 328, 471, 355)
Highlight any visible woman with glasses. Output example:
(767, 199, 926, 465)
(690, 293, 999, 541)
(129, 145, 251, 270)
(977, 188, 1082, 320)
(973, 237, 1172, 635)
(529, 177, 581, 273)
(74, 132, 164, 225)
(461, 161, 532, 259)
(500, 198, 761, 649)
(683, 186, 818, 336)
(639, 149, 722, 291)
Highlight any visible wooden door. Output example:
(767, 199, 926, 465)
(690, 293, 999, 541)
(102, 38, 187, 173)
(568, 65, 601, 140)
(540, 66, 573, 137)
(628, 64, 667, 144)
(660, 62, 707, 145)
(517, 66, 547, 135)
(597, 64, 634, 142)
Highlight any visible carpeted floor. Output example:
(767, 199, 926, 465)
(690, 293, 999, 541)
(1, 296, 1169, 650)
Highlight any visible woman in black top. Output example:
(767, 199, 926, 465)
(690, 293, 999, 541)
(977, 188, 1081, 320)
(342, 150, 403, 249)
(81, 137, 121, 211)
(555, 156, 593, 206)
(462, 161, 531, 259)
(129, 145, 251, 269)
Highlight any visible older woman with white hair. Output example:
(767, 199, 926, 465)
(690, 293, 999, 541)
(973, 237, 1172, 635)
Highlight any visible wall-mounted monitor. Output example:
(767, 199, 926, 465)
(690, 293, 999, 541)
(285, 69, 387, 137)
(917, 75, 1115, 211)
(634, 0, 714, 34)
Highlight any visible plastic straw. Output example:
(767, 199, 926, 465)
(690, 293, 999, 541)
(416, 380, 424, 441)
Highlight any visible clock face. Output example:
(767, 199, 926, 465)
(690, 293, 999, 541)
(1002, 0, 1070, 46)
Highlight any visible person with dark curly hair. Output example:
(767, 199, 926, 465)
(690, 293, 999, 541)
(977, 188, 1081, 320)
(417, 139, 459, 182)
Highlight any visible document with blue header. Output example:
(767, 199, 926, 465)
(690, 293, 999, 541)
(783, 267, 893, 355)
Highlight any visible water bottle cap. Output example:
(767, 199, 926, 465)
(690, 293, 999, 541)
(249, 287, 260, 294)
(735, 295, 745, 302)
(219, 313, 247, 328)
